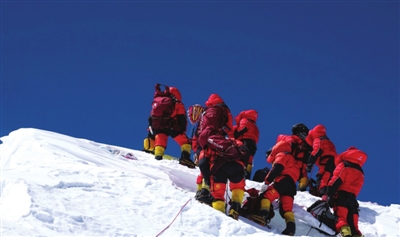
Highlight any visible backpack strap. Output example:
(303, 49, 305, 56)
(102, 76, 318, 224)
(343, 161, 364, 174)
(320, 135, 329, 140)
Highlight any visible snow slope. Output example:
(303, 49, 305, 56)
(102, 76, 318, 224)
(1, 128, 399, 236)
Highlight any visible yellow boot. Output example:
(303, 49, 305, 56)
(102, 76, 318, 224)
(202, 179, 210, 190)
(196, 183, 202, 191)
(248, 198, 271, 225)
(212, 200, 226, 213)
(181, 143, 191, 154)
(196, 180, 212, 205)
(298, 177, 308, 191)
(231, 189, 244, 203)
(260, 198, 271, 214)
(229, 189, 244, 220)
(282, 212, 296, 236)
(339, 225, 352, 237)
(154, 146, 165, 160)
(258, 198, 271, 223)
(143, 137, 155, 153)
(179, 144, 195, 168)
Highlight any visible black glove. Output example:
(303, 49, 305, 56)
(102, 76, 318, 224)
(234, 127, 247, 139)
(306, 164, 313, 173)
(265, 148, 272, 158)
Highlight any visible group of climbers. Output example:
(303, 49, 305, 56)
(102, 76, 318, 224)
(142, 83, 367, 237)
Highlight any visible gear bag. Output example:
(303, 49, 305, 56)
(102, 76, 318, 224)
(207, 134, 248, 161)
(201, 104, 229, 131)
(151, 96, 175, 117)
(307, 200, 337, 232)
(150, 84, 176, 130)
(252, 167, 270, 182)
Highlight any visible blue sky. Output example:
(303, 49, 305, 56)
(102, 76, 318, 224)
(2, 1, 399, 206)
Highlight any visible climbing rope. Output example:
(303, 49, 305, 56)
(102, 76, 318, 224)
(155, 198, 192, 237)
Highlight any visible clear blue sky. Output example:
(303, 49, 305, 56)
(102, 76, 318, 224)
(2, 1, 399, 206)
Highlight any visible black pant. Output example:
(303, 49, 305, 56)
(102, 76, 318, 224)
(213, 161, 245, 183)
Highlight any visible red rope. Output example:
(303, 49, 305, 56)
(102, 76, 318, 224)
(155, 198, 192, 237)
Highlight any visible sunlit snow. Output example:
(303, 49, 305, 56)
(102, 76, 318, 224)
(1, 128, 399, 236)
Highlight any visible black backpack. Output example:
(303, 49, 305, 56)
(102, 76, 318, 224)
(252, 167, 270, 182)
(307, 200, 337, 234)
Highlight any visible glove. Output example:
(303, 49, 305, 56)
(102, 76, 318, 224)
(321, 195, 329, 202)
(265, 148, 272, 158)
(298, 177, 308, 192)
(234, 128, 246, 139)
(260, 183, 269, 193)
(306, 164, 313, 173)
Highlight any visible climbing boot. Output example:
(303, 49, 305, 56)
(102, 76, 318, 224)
(179, 146, 195, 168)
(228, 201, 241, 220)
(281, 212, 295, 236)
(281, 221, 295, 236)
(212, 200, 226, 213)
(196, 184, 213, 206)
(339, 225, 352, 237)
(154, 146, 164, 160)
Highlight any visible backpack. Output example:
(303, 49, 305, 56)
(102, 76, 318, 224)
(150, 84, 176, 130)
(151, 96, 175, 118)
(307, 200, 337, 233)
(207, 135, 250, 177)
(252, 167, 270, 182)
(200, 104, 229, 132)
(207, 134, 245, 161)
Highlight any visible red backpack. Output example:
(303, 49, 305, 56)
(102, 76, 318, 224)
(150, 84, 176, 117)
(206, 134, 250, 169)
(198, 104, 229, 149)
(200, 104, 229, 132)
(150, 84, 177, 129)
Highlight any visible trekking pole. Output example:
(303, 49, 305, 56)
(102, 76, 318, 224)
(189, 124, 196, 158)
(190, 124, 196, 139)
(225, 182, 230, 215)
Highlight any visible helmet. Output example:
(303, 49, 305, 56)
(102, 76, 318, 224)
(187, 104, 205, 125)
(292, 123, 309, 139)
